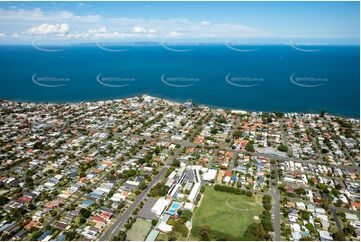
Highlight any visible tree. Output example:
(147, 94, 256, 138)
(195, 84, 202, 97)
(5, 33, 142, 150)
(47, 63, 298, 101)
(33, 141, 44, 150)
(295, 188, 306, 195)
(246, 191, 253, 197)
(278, 144, 288, 152)
(30, 231, 41, 241)
(113, 231, 126, 241)
(233, 130, 243, 139)
(332, 231, 346, 241)
(263, 195, 272, 202)
(151, 220, 158, 226)
(79, 208, 91, 219)
(139, 181, 147, 190)
(300, 237, 313, 241)
(171, 160, 180, 167)
(301, 211, 311, 220)
(199, 224, 214, 240)
(245, 141, 255, 152)
(262, 196, 272, 211)
(305, 223, 315, 233)
(65, 231, 76, 240)
(261, 218, 274, 232)
(343, 223, 357, 236)
(168, 231, 177, 241)
(244, 222, 267, 240)
(174, 221, 188, 237)
(180, 210, 192, 221)
(0, 195, 9, 205)
(321, 148, 329, 154)
(275, 112, 284, 118)
(159, 186, 170, 196)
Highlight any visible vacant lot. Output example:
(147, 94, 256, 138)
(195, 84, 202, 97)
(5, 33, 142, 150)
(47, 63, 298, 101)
(126, 218, 152, 241)
(191, 186, 263, 240)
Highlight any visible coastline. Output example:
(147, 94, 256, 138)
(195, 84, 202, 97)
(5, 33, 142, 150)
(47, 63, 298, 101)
(1, 94, 359, 120)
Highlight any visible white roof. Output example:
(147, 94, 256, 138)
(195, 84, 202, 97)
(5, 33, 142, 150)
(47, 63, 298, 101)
(54, 174, 63, 179)
(125, 180, 140, 186)
(345, 213, 358, 220)
(151, 198, 171, 216)
(110, 193, 124, 202)
(96, 187, 111, 194)
(44, 182, 55, 187)
(157, 222, 173, 233)
(318, 230, 333, 240)
(188, 183, 201, 202)
(184, 202, 194, 211)
(291, 223, 301, 232)
(223, 176, 231, 183)
(203, 169, 217, 181)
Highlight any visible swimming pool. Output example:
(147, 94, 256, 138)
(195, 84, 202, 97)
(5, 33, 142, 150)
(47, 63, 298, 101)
(166, 202, 181, 215)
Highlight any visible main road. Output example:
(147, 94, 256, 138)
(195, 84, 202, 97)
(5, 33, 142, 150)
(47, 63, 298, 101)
(270, 162, 281, 241)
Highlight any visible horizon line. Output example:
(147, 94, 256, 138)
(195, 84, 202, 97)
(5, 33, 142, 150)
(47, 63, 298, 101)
(0, 42, 360, 46)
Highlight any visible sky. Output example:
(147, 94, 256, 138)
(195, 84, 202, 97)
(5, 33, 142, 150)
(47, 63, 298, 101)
(0, 1, 359, 44)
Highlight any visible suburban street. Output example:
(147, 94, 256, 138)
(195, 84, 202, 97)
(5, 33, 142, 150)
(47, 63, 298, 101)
(22, 113, 358, 242)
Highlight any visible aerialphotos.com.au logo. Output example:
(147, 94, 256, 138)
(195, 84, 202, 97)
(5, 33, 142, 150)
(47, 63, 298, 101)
(96, 73, 135, 87)
(161, 73, 199, 87)
(32, 74, 70, 87)
(225, 39, 260, 52)
(96, 42, 132, 52)
(225, 73, 264, 87)
(289, 39, 327, 52)
(289, 73, 328, 88)
(160, 41, 197, 52)
(32, 40, 69, 52)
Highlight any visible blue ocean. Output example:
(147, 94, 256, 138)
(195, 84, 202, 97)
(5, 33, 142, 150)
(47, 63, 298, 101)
(0, 44, 359, 118)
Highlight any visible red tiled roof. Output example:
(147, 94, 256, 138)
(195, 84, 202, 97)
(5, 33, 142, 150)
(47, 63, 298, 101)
(225, 171, 232, 176)
(351, 202, 360, 207)
(18, 196, 33, 203)
(91, 216, 105, 223)
(100, 212, 112, 219)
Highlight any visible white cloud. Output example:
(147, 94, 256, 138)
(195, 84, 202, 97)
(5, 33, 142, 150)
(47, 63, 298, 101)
(26, 23, 70, 35)
(167, 31, 183, 38)
(132, 26, 157, 34)
(133, 26, 145, 33)
(148, 28, 157, 34)
(0, 8, 100, 23)
(66, 28, 140, 40)
(0, 7, 268, 42)
(88, 27, 107, 34)
(11, 33, 20, 38)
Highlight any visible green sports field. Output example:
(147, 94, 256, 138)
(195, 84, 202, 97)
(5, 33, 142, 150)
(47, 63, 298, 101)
(191, 186, 263, 240)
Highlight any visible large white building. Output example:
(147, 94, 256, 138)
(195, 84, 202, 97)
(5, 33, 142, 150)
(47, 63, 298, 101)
(188, 182, 201, 202)
(151, 198, 171, 216)
(203, 169, 217, 182)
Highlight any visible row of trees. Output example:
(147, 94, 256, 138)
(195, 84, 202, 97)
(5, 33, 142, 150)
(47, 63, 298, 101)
(260, 195, 273, 233)
(242, 195, 274, 240)
(149, 180, 169, 197)
(214, 184, 253, 197)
